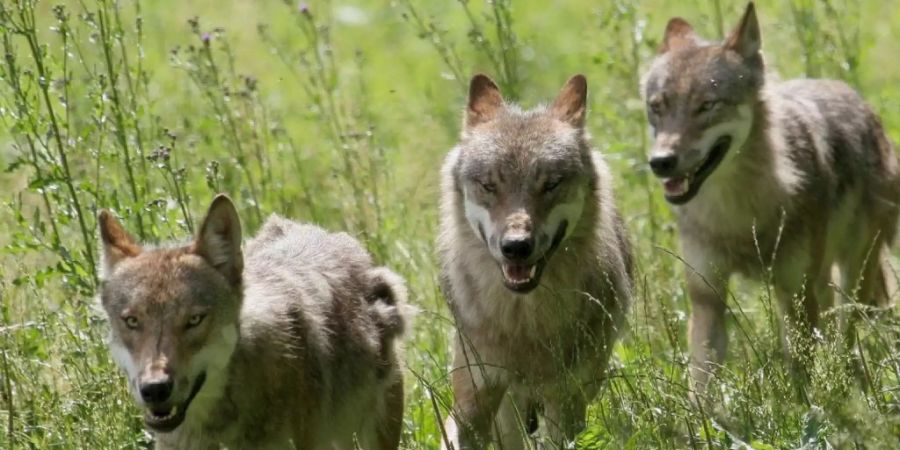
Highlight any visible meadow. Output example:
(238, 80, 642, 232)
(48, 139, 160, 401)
(1, 0, 899, 448)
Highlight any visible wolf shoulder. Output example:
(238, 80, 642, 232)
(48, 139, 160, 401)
(588, 150, 635, 298)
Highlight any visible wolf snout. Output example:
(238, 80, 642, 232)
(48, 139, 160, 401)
(500, 234, 534, 261)
(649, 152, 679, 176)
(140, 376, 174, 404)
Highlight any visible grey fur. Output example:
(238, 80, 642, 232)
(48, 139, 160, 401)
(643, 2, 900, 393)
(438, 74, 633, 449)
(98, 195, 409, 449)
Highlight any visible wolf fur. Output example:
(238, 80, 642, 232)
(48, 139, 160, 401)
(642, 2, 900, 391)
(438, 74, 634, 449)
(98, 195, 409, 449)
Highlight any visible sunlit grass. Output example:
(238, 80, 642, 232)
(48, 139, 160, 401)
(1, 0, 899, 448)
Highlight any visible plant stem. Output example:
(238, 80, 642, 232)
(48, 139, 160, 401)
(17, 1, 97, 283)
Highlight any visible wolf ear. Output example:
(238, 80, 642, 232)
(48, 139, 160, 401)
(98, 211, 142, 275)
(725, 2, 761, 60)
(550, 74, 587, 128)
(465, 74, 504, 129)
(659, 17, 699, 54)
(194, 194, 243, 286)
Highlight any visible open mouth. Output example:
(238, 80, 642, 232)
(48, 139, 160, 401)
(661, 135, 732, 205)
(501, 261, 544, 293)
(143, 372, 206, 433)
(498, 221, 568, 294)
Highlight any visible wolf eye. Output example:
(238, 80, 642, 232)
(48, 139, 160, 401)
(479, 182, 497, 194)
(648, 100, 663, 116)
(186, 314, 206, 329)
(696, 100, 720, 115)
(123, 316, 139, 330)
(542, 178, 563, 193)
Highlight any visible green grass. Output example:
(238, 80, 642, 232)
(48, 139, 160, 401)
(1, 0, 900, 448)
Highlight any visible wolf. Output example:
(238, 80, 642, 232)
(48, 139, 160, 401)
(642, 2, 900, 393)
(438, 74, 634, 449)
(97, 194, 409, 449)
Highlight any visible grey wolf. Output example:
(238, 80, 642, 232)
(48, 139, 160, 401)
(98, 195, 409, 449)
(642, 2, 900, 392)
(438, 74, 634, 448)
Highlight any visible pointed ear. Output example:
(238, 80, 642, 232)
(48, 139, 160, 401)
(550, 74, 587, 128)
(465, 74, 504, 129)
(98, 211, 142, 275)
(659, 17, 699, 54)
(193, 194, 243, 286)
(725, 2, 760, 59)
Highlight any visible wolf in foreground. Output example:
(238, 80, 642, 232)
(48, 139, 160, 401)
(643, 2, 900, 392)
(98, 195, 409, 449)
(438, 74, 634, 448)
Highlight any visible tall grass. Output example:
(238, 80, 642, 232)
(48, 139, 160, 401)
(0, 0, 898, 448)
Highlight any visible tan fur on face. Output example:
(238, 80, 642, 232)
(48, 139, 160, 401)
(98, 195, 411, 449)
(102, 249, 239, 403)
(455, 75, 601, 271)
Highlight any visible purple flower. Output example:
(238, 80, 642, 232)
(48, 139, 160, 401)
(298, 2, 310, 14)
(201, 33, 211, 44)
(149, 146, 171, 162)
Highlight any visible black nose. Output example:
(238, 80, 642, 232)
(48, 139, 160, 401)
(649, 153, 678, 176)
(140, 378, 174, 403)
(501, 236, 534, 261)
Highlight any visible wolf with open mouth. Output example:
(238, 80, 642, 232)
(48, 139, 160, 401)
(98, 195, 410, 449)
(642, 2, 900, 399)
(438, 74, 634, 449)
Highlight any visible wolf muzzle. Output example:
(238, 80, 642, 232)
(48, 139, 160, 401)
(140, 376, 174, 404)
(500, 234, 535, 261)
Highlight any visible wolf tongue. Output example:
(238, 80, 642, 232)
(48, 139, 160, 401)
(663, 177, 689, 196)
(505, 264, 534, 282)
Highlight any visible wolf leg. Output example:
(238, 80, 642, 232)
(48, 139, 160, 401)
(842, 242, 891, 308)
(442, 334, 508, 450)
(493, 387, 532, 450)
(376, 374, 404, 450)
(837, 226, 891, 347)
(681, 237, 730, 396)
(686, 267, 728, 395)
(837, 240, 893, 391)
(773, 232, 827, 381)
(540, 392, 586, 449)
(773, 284, 818, 380)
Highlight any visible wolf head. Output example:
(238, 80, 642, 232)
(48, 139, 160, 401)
(98, 195, 242, 433)
(643, 2, 764, 204)
(454, 74, 594, 293)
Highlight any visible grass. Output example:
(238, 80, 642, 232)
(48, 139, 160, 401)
(1, 0, 899, 448)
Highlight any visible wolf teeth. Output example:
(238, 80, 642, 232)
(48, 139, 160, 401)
(161, 405, 177, 419)
(501, 264, 536, 283)
(663, 177, 690, 196)
(152, 405, 178, 420)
